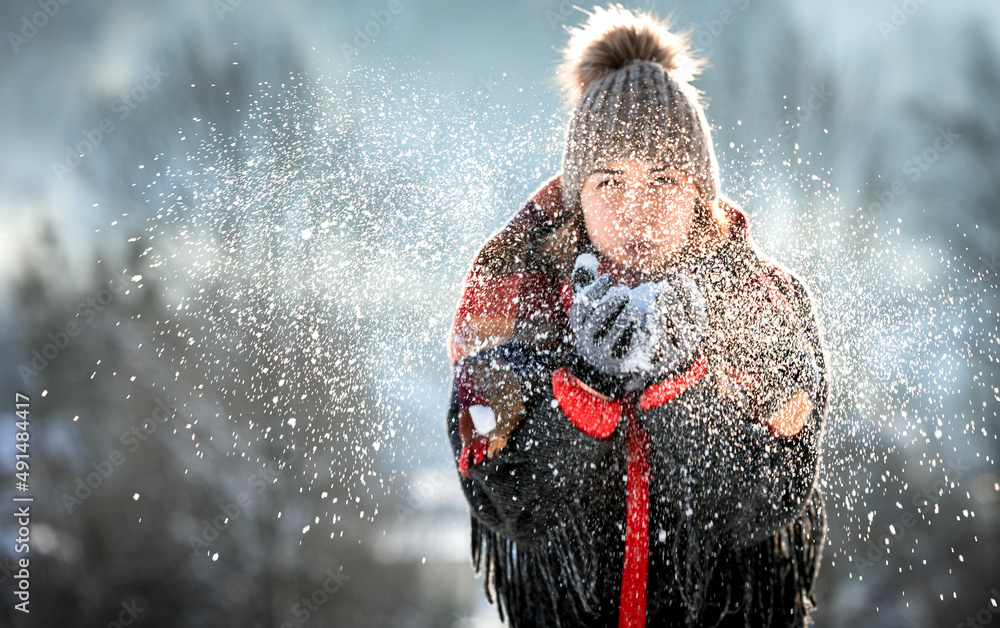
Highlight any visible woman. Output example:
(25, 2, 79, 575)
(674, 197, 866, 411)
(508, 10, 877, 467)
(446, 6, 827, 627)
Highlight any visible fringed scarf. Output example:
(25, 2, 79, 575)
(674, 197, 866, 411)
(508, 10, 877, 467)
(449, 174, 826, 627)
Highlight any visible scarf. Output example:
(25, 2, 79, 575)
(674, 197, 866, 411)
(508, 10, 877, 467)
(448, 174, 823, 627)
(449, 175, 810, 468)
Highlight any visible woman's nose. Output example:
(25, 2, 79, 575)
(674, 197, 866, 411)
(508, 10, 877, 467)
(623, 184, 651, 216)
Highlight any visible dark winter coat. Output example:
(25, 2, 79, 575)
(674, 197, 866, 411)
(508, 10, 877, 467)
(446, 176, 828, 627)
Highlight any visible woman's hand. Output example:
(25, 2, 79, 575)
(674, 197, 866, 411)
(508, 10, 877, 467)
(568, 254, 709, 389)
(567, 256, 650, 397)
(634, 274, 708, 381)
(757, 348, 820, 436)
(569, 273, 646, 374)
(765, 390, 813, 437)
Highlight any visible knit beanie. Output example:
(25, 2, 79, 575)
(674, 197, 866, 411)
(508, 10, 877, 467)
(557, 6, 720, 218)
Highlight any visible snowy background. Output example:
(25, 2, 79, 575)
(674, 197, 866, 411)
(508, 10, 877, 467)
(1, 0, 998, 626)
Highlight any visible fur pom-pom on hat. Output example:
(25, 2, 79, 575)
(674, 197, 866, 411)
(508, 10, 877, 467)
(555, 5, 704, 107)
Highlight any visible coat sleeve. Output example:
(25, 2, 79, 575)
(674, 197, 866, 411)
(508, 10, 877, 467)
(446, 345, 624, 547)
(641, 272, 827, 546)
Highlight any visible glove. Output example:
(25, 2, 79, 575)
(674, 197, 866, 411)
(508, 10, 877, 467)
(632, 274, 708, 382)
(567, 255, 645, 397)
(568, 254, 708, 394)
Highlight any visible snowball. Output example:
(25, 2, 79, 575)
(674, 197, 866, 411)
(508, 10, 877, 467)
(573, 252, 599, 275)
(469, 405, 497, 434)
(619, 344, 654, 373)
(629, 282, 662, 315)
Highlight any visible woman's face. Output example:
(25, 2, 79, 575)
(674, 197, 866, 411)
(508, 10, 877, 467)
(580, 160, 698, 275)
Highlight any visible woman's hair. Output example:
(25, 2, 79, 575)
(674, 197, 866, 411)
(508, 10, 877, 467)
(554, 6, 727, 258)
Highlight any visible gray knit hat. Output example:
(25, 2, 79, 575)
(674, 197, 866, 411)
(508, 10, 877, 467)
(556, 6, 720, 217)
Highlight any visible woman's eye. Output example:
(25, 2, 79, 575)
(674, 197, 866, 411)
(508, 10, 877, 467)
(596, 179, 621, 189)
(652, 176, 679, 187)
